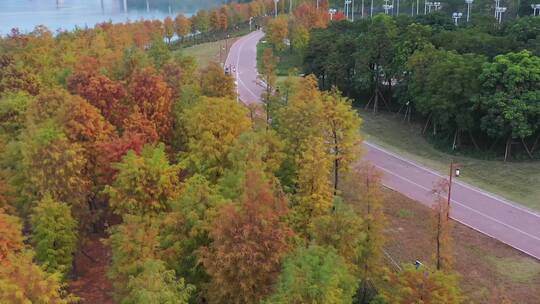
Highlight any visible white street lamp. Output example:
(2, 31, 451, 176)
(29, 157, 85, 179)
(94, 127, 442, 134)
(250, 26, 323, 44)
(345, 0, 352, 20)
(433, 2, 442, 11)
(494, 0, 500, 18)
(465, 0, 474, 22)
(383, 0, 394, 14)
(452, 12, 463, 25)
(532, 4, 540, 16)
(329, 8, 338, 20)
(496, 6, 507, 23)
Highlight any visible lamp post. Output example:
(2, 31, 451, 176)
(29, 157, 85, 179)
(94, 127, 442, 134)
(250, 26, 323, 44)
(433, 2, 442, 11)
(465, 0, 474, 22)
(494, 0, 500, 18)
(345, 0, 352, 20)
(452, 12, 463, 25)
(496, 6, 507, 23)
(447, 161, 461, 219)
(383, 0, 394, 14)
(371, 0, 374, 17)
(532, 4, 540, 15)
(274, 0, 279, 17)
(329, 8, 337, 20)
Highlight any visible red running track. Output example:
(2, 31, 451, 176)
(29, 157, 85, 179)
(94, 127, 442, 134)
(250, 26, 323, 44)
(226, 30, 540, 260)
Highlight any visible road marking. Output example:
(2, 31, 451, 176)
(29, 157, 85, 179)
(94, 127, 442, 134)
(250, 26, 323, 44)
(376, 165, 540, 244)
(233, 31, 263, 102)
(365, 141, 540, 218)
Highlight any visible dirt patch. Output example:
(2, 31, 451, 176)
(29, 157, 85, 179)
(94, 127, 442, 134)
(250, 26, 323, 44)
(382, 188, 540, 304)
(69, 234, 113, 304)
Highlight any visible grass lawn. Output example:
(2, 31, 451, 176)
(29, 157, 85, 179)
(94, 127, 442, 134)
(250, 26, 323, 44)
(383, 189, 540, 303)
(256, 41, 303, 76)
(180, 37, 240, 69)
(361, 111, 540, 211)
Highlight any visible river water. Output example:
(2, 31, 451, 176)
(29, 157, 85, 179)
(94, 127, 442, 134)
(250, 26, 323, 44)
(0, 0, 217, 35)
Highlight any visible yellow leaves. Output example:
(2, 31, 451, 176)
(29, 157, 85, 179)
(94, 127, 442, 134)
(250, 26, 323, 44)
(183, 97, 252, 182)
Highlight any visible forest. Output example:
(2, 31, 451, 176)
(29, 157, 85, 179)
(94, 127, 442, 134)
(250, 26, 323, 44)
(0, 1, 468, 303)
(262, 2, 540, 161)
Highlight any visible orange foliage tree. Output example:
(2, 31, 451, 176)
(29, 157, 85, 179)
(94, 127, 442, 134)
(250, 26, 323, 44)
(127, 67, 173, 140)
(201, 170, 292, 304)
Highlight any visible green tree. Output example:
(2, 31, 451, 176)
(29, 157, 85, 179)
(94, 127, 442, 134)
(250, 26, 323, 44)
(355, 15, 398, 112)
(309, 199, 365, 269)
(105, 144, 180, 215)
(123, 259, 194, 304)
(159, 174, 227, 292)
(267, 245, 358, 304)
(30, 195, 78, 277)
(476, 50, 540, 160)
(107, 214, 161, 301)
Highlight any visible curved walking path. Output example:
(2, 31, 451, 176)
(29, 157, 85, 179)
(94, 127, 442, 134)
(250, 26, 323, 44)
(226, 30, 540, 260)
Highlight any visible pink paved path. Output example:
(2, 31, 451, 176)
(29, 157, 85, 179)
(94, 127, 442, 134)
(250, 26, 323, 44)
(226, 30, 540, 260)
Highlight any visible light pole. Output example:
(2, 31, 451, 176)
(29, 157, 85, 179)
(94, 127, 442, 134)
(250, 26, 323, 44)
(397, 0, 400, 15)
(496, 6, 507, 23)
(383, 0, 394, 14)
(274, 0, 279, 17)
(447, 161, 461, 219)
(371, 0, 374, 16)
(352, 0, 355, 21)
(532, 4, 540, 15)
(329, 8, 337, 20)
(345, 0, 352, 20)
(466, 0, 473, 22)
(452, 12, 463, 25)
(433, 1, 442, 11)
(494, 0, 500, 18)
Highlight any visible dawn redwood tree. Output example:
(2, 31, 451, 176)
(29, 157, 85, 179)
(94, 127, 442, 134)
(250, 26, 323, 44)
(163, 17, 175, 44)
(322, 89, 362, 194)
(274, 75, 328, 190)
(21, 125, 91, 218)
(105, 144, 180, 216)
(199, 62, 236, 99)
(266, 16, 289, 52)
(292, 137, 333, 235)
(267, 245, 358, 304)
(107, 214, 161, 302)
(0, 251, 75, 304)
(341, 164, 386, 300)
(123, 259, 194, 304)
(201, 170, 292, 304)
(30, 195, 78, 277)
(174, 14, 192, 42)
(127, 67, 173, 140)
(383, 265, 465, 304)
(431, 179, 454, 271)
(67, 72, 127, 127)
(0, 209, 24, 262)
(159, 174, 227, 292)
(183, 96, 252, 182)
(309, 199, 366, 269)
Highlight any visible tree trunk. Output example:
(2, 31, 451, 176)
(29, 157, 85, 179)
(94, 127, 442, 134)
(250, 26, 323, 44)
(422, 114, 432, 135)
(504, 136, 512, 162)
(469, 130, 480, 151)
(522, 138, 534, 159)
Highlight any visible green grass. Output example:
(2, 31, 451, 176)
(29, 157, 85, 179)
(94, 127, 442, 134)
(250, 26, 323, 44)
(487, 255, 540, 283)
(361, 111, 540, 211)
(256, 41, 303, 76)
(180, 39, 231, 69)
